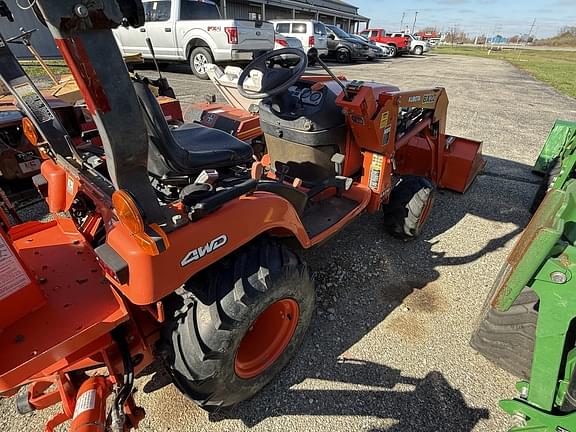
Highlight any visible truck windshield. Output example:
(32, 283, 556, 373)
(328, 25, 351, 39)
(181, 0, 221, 20)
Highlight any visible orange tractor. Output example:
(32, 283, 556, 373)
(0, 1, 484, 431)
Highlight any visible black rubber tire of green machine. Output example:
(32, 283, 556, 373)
(470, 287, 538, 379)
(530, 157, 562, 214)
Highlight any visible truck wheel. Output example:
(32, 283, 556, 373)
(307, 49, 317, 66)
(470, 288, 538, 379)
(414, 45, 424, 55)
(162, 237, 315, 411)
(190, 47, 213, 80)
(336, 48, 351, 63)
(388, 45, 397, 57)
(383, 176, 435, 239)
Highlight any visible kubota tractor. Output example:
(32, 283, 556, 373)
(0, 1, 483, 430)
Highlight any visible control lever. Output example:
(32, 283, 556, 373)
(314, 54, 350, 101)
(145, 37, 176, 98)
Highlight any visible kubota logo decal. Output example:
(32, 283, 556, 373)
(181, 235, 228, 266)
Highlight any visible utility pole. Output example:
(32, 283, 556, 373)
(527, 17, 536, 44)
(411, 11, 418, 34)
(400, 12, 405, 31)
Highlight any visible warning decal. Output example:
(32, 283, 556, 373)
(73, 389, 96, 419)
(380, 111, 390, 129)
(0, 235, 32, 300)
(369, 154, 384, 191)
(14, 83, 55, 123)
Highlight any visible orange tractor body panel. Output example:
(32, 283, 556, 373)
(0, 218, 129, 392)
(106, 184, 372, 305)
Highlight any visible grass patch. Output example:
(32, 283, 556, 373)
(436, 46, 576, 99)
(19, 59, 70, 80)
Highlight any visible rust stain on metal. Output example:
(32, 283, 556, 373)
(559, 253, 571, 268)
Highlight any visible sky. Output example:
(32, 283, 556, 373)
(353, 0, 576, 38)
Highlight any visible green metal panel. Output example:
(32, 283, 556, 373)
(533, 120, 576, 175)
(492, 187, 568, 311)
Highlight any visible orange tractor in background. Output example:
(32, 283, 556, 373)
(0, 1, 484, 431)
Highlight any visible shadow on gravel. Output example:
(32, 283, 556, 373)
(226, 364, 487, 431)
(139, 154, 537, 429)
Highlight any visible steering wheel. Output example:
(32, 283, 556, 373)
(237, 48, 308, 100)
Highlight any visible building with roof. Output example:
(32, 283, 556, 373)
(218, 0, 370, 33)
(2, 0, 369, 59)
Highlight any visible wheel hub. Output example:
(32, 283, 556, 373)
(234, 298, 300, 379)
(194, 54, 207, 73)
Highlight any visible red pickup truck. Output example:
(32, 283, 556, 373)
(359, 28, 410, 57)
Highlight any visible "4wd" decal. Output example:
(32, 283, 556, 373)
(181, 235, 228, 266)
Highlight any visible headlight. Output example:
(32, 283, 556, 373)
(353, 43, 361, 48)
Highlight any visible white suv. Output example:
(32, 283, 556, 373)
(270, 20, 328, 65)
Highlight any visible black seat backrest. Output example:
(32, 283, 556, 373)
(133, 79, 185, 177)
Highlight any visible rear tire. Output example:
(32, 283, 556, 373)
(190, 47, 213, 80)
(383, 176, 435, 239)
(336, 48, 352, 63)
(470, 288, 538, 379)
(162, 237, 315, 411)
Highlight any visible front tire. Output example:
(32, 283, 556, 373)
(470, 288, 538, 379)
(414, 46, 424, 55)
(190, 47, 213, 80)
(383, 176, 435, 239)
(162, 237, 315, 411)
(388, 45, 397, 57)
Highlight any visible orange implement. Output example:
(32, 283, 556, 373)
(0, 218, 128, 392)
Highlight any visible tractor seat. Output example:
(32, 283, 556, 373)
(133, 80, 253, 179)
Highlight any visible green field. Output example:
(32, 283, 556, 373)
(19, 60, 69, 81)
(437, 46, 576, 99)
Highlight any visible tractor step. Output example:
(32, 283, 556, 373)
(302, 196, 358, 238)
(0, 217, 128, 392)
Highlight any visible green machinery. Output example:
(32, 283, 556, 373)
(471, 120, 576, 431)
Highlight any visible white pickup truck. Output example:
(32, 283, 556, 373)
(113, 0, 274, 79)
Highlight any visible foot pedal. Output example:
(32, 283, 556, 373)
(331, 153, 345, 175)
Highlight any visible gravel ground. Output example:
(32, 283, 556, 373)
(2, 53, 576, 431)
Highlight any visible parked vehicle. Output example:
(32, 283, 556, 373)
(274, 33, 303, 50)
(348, 34, 387, 60)
(359, 28, 410, 56)
(417, 31, 441, 46)
(390, 32, 430, 55)
(355, 34, 394, 57)
(113, 0, 275, 79)
(325, 25, 368, 63)
(273, 33, 304, 66)
(270, 20, 328, 65)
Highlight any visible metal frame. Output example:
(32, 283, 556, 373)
(34, 0, 166, 224)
